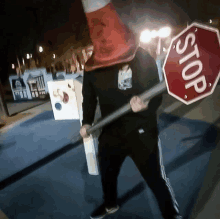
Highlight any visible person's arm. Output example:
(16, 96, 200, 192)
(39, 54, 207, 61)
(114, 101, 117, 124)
(134, 49, 163, 115)
(145, 54, 163, 112)
(82, 71, 98, 126)
(130, 94, 162, 114)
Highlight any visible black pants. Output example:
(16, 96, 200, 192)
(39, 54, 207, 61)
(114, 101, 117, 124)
(98, 125, 180, 219)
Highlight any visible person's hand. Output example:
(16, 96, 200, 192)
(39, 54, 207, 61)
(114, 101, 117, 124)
(80, 124, 92, 138)
(130, 96, 149, 113)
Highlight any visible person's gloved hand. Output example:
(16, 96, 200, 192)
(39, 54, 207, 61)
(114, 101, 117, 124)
(130, 96, 149, 113)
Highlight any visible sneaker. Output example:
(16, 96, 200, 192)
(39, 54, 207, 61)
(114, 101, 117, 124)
(90, 204, 119, 219)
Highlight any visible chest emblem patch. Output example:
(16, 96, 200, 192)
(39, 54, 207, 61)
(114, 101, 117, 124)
(118, 65, 132, 90)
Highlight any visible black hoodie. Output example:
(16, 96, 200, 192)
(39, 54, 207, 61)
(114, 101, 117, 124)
(82, 47, 163, 137)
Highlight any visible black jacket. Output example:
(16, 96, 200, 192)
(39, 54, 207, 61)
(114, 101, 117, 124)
(82, 47, 163, 137)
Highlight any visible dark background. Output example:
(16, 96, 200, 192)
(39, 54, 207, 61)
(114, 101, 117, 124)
(1, 0, 220, 84)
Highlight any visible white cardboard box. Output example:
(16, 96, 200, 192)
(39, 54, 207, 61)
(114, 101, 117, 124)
(47, 78, 100, 175)
(47, 79, 79, 120)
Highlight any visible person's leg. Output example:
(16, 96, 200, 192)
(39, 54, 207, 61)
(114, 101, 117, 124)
(98, 131, 127, 208)
(90, 130, 127, 219)
(128, 129, 181, 219)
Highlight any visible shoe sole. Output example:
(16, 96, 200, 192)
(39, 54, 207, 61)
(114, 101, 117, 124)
(106, 206, 119, 214)
(90, 206, 119, 219)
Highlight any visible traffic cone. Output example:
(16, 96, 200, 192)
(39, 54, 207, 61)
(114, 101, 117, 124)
(81, 0, 139, 71)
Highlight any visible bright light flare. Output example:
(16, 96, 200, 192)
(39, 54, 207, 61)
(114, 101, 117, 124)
(158, 27, 171, 38)
(53, 54, 56, 59)
(39, 46, 43, 53)
(140, 30, 152, 43)
(26, 54, 30, 59)
(12, 64, 15, 69)
(151, 30, 158, 38)
(210, 19, 212, 23)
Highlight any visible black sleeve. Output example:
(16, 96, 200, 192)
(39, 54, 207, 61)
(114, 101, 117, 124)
(135, 49, 163, 116)
(146, 94, 163, 113)
(144, 55, 163, 113)
(82, 71, 98, 126)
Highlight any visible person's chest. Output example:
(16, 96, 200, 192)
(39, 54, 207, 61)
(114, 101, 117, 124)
(91, 66, 141, 100)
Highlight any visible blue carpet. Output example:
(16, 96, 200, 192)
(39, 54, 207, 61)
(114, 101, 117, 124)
(0, 111, 218, 219)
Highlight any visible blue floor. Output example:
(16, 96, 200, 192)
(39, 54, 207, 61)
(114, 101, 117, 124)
(0, 110, 218, 219)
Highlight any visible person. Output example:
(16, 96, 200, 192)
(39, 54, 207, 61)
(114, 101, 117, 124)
(80, 47, 182, 219)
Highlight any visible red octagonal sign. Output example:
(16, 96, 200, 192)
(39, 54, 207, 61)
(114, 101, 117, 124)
(163, 22, 220, 105)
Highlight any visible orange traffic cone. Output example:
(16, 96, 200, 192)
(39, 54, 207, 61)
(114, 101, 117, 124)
(81, 0, 139, 71)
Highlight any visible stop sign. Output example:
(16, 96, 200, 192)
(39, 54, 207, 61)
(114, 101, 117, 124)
(163, 22, 220, 105)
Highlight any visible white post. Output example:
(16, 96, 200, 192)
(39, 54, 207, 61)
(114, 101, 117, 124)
(156, 37, 161, 56)
(74, 79, 100, 175)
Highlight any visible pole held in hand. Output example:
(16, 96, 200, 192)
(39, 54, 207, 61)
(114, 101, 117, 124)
(72, 81, 166, 142)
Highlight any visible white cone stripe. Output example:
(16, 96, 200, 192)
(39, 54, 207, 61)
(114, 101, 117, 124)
(158, 138, 180, 212)
(81, 0, 111, 13)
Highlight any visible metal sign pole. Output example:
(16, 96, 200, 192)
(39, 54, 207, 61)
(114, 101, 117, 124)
(71, 81, 167, 142)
